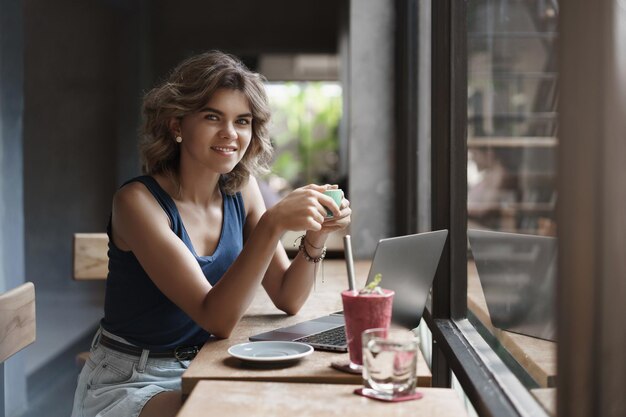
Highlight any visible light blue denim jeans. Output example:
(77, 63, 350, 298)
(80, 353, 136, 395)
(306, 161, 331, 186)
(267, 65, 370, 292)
(71, 328, 191, 417)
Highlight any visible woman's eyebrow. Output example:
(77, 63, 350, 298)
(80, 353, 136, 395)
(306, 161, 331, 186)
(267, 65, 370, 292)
(200, 107, 252, 118)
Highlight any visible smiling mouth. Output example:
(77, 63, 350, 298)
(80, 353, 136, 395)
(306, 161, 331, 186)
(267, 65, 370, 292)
(211, 146, 237, 155)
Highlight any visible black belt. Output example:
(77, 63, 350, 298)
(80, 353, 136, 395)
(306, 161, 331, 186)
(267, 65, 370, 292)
(99, 334, 200, 361)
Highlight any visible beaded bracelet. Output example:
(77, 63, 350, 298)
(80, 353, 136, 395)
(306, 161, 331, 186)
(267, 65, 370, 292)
(294, 234, 327, 263)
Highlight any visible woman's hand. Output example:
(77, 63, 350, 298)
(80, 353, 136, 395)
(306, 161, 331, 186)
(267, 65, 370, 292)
(306, 186, 351, 245)
(264, 184, 351, 235)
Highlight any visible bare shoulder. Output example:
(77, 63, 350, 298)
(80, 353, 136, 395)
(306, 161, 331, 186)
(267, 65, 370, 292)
(111, 180, 171, 250)
(114, 181, 153, 211)
(112, 181, 169, 227)
(239, 176, 266, 216)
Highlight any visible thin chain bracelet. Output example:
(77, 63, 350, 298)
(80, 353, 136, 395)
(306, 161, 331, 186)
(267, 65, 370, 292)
(294, 235, 327, 287)
(304, 237, 324, 250)
(294, 234, 327, 263)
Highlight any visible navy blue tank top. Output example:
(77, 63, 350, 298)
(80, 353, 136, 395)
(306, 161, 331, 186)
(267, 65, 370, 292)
(101, 175, 246, 350)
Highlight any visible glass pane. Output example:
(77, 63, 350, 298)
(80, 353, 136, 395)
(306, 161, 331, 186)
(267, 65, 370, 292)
(466, 1, 558, 414)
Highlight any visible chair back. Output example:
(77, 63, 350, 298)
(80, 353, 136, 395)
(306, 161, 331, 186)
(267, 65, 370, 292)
(0, 282, 36, 363)
(73, 233, 109, 280)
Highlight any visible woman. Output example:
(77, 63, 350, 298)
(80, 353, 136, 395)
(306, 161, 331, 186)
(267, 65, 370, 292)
(71, 51, 351, 417)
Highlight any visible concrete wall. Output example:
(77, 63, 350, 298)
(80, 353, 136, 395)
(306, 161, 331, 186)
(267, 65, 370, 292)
(348, 0, 396, 257)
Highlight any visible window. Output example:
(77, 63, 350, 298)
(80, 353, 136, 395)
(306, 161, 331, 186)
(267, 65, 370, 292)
(400, 0, 556, 415)
(467, 0, 557, 235)
(466, 0, 558, 406)
(401, 0, 625, 415)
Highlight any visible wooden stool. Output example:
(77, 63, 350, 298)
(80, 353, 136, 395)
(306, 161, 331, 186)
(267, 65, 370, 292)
(0, 283, 36, 417)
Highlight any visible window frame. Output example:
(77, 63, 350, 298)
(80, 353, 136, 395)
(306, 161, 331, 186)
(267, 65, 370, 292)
(395, 0, 551, 415)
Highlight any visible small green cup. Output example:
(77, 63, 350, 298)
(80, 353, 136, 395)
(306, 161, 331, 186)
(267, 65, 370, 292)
(323, 189, 343, 217)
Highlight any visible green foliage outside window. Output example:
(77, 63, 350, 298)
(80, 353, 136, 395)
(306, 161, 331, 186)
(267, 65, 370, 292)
(266, 82, 342, 187)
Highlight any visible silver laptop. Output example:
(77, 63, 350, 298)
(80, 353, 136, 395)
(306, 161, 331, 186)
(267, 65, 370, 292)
(250, 230, 448, 351)
(468, 229, 557, 341)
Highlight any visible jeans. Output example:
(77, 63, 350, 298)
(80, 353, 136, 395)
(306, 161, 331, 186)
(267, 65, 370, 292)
(70, 328, 190, 417)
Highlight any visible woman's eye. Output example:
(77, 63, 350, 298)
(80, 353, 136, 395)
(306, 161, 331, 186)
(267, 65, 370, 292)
(237, 119, 251, 125)
(205, 114, 219, 121)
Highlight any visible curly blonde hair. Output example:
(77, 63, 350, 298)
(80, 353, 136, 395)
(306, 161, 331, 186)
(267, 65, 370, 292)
(140, 51, 273, 194)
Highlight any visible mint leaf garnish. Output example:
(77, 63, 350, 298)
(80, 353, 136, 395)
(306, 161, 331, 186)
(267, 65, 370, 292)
(359, 273, 384, 294)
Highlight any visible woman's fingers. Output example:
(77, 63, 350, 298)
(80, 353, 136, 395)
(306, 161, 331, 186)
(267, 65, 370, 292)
(320, 195, 341, 218)
(302, 184, 329, 193)
(308, 205, 326, 225)
(307, 219, 323, 231)
(271, 184, 348, 232)
(322, 207, 351, 231)
(303, 190, 330, 219)
(325, 204, 351, 220)
(303, 186, 341, 218)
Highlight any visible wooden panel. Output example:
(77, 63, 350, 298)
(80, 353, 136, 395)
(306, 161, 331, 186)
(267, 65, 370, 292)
(0, 282, 36, 362)
(182, 260, 432, 395)
(178, 381, 468, 417)
(73, 233, 109, 280)
(467, 261, 556, 387)
(531, 388, 556, 416)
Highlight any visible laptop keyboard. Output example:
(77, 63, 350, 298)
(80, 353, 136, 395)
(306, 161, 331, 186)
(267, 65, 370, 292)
(294, 326, 346, 347)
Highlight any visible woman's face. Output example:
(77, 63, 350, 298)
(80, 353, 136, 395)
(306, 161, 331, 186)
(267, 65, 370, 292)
(177, 88, 253, 174)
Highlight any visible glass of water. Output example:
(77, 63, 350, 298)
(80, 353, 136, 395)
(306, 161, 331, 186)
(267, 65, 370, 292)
(362, 328, 419, 399)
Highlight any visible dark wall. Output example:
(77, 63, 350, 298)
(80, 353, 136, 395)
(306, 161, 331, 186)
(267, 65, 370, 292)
(149, 0, 343, 79)
(24, 0, 122, 291)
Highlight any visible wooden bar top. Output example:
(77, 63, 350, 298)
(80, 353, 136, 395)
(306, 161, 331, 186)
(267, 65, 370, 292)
(531, 388, 556, 416)
(177, 381, 468, 417)
(467, 261, 557, 387)
(182, 260, 432, 395)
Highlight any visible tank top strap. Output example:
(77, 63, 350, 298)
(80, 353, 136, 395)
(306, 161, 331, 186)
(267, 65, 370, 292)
(122, 175, 182, 232)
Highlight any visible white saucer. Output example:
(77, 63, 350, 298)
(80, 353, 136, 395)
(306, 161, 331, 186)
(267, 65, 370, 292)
(227, 341, 313, 362)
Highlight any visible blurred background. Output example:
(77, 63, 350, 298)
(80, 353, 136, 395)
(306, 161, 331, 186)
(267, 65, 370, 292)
(466, 0, 557, 235)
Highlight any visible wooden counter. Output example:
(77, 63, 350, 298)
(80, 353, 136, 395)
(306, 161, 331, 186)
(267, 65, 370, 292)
(531, 388, 556, 416)
(177, 381, 468, 417)
(467, 261, 557, 387)
(182, 260, 431, 395)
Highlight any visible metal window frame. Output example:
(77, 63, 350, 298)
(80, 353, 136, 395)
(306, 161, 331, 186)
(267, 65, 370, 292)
(394, 0, 420, 235)
(424, 313, 549, 417)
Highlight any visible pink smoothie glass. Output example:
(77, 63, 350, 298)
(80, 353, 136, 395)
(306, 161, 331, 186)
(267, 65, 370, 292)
(341, 289, 394, 367)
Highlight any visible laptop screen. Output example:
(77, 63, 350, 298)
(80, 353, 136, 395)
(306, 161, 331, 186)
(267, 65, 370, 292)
(367, 230, 448, 330)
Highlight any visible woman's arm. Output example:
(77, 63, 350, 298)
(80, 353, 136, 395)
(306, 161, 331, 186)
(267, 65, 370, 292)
(241, 177, 351, 315)
(112, 180, 347, 339)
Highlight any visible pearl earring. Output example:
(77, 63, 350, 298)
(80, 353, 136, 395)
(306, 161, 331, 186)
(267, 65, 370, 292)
(175, 136, 182, 143)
